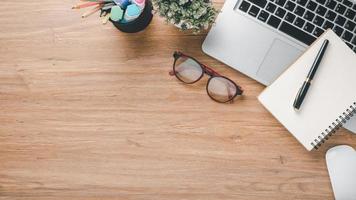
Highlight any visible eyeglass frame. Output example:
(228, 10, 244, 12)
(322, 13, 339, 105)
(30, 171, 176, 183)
(169, 51, 244, 103)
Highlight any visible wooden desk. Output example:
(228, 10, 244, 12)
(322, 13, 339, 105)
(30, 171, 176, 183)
(1, 0, 355, 199)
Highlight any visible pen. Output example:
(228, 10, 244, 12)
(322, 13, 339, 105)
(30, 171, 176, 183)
(293, 39, 329, 110)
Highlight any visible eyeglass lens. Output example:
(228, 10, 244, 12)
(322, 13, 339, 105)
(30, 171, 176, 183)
(174, 56, 203, 84)
(207, 77, 237, 102)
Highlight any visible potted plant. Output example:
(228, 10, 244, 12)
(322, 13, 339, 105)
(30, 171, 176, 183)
(72, 0, 154, 33)
(152, 0, 218, 33)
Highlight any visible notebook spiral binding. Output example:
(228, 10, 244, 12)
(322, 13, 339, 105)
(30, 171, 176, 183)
(311, 102, 356, 150)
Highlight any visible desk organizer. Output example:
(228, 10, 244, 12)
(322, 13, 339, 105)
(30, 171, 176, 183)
(110, 0, 153, 33)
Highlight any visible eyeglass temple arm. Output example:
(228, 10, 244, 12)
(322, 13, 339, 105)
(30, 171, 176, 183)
(201, 64, 222, 77)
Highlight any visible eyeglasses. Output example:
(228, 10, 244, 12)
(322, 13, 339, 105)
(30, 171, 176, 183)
(169, 51, 244, 103)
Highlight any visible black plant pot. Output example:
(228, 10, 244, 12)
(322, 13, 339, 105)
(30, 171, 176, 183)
(110, 1, 153, 33)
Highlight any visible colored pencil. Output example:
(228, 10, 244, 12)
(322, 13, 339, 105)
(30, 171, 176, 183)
(81, 5, 102, 18)
(102, 13, 111, 24)
(80, 0, 113, 2)
(72, 1, 100, 9)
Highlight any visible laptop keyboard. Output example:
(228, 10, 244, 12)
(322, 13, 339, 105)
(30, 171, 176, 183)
(238, 0, 356, 53)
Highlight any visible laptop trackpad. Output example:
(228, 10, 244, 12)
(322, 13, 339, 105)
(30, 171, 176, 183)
(256, 39, 302, 84)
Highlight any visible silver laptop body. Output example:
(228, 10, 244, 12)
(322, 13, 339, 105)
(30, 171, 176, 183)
(202, 0, 311, 85)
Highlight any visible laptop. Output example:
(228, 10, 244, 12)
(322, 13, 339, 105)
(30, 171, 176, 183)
(202, 0, 356, 86)
(203, 0, 356, 133)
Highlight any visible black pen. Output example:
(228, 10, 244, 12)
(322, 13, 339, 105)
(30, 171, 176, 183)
(293, 39, 329, 110)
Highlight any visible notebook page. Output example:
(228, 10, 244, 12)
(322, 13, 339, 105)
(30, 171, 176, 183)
(258, 30, 356, 151)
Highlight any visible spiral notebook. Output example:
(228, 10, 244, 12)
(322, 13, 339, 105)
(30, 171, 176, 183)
(258, 30, 356, 151)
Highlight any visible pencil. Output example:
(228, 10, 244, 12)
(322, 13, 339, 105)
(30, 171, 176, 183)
(81, 5, 102, 18)
(102, 13, 111, 24)
(80, 0, 113, 2)
(72, 1, 100, 9)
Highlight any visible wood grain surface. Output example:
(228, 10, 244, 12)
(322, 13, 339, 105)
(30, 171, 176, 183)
(1, 0, 355, 199)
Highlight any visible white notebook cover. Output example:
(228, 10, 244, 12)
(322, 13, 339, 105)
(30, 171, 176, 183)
(258, 30, 356, 151)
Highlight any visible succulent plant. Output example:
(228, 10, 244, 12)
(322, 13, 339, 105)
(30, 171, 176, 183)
(152, 0, 218, 32)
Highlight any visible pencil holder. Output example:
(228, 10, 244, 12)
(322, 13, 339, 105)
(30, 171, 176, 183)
(111, 0, 153, 33)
